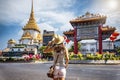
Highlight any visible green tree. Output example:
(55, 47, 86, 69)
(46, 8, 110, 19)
(68, 42, 81, 52)
(115, 47, 120, 55)
(39, 46, 46, 53)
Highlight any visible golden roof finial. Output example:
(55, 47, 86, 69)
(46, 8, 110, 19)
(30, 0, 34, 19)
(23, 0, 40, 32)
(32, 0, 33, 12)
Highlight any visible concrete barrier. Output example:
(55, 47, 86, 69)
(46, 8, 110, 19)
(69, 60, 120, 64)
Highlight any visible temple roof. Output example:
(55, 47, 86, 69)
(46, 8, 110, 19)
(21, 31, 33, 40)
(63, 29, 74, 35)
(70, 12, 106, 23)
(22, 0, 40, 32)
(8, 39, 16, 44)
(101, 26, 116, 32)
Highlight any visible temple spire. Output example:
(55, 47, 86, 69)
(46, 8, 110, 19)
(30, 0, 34, 19)
(22, 0, 40, 32)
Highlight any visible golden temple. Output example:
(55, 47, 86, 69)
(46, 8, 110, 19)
(20, 0, 42, 44)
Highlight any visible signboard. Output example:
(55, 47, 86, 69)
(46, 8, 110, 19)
(77, 25, 98, 40)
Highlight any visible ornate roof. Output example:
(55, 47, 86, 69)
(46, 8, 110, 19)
(70, 12, 106, 23)
(8, 39, 16, 44)
(37, 33, 42, 41)
(21, 31, 33, 40)
(63, 29, 74, 35)
(22, 0, 40, 32)
(101, 26, 116, 32)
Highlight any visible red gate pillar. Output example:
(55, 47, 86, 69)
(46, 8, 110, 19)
(74, 27, 78, 54)
(98, 25, 102, 54)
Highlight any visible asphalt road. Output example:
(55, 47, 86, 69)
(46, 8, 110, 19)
(0, 62, 120, 80)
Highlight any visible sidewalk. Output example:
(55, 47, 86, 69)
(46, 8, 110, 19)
(69, 60, 120, 65)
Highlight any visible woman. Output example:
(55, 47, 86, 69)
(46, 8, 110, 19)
(44, 34, 69, 80)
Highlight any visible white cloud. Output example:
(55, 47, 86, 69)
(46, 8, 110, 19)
(35, 0, 76, 10)
(37, 11, 75, 24)
(0, 0, 76, 23)
(18, 30, 23, 36)
(80, 0, 120, 41)
(0, 0, 76, 36)
(38, 23, 59, 34)
(84, 0, 120, 32)
(60, 23, 73, 32)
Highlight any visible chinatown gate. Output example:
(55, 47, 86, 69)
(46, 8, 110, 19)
(64, 12, 116, 54)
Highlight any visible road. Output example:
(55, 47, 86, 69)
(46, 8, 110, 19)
(0, 62, 120, 80)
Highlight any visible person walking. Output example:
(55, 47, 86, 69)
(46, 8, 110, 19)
(44, 34, 69, 80)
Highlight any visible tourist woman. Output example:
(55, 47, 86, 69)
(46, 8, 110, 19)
(44, 34, 69, 80)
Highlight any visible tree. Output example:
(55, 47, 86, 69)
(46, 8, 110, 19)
(68, 42, 81, 52)
(115, 46, 120, 55)
(39, 46, 46, 53)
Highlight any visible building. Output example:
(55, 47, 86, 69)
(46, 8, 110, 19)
(2, 0, 42, 57)
(114, 39, 120, 47)
(43, 30, 54, 46)
(7, 39, 16, 48)
(64, 12, 116, 54)
(100, 39, 114, 52)
(80, 39, 97, 54)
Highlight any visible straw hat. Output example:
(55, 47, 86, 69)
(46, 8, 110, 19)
(52, 34, 64, 45)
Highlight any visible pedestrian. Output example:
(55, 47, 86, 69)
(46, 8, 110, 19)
(44, 34, 69, 80)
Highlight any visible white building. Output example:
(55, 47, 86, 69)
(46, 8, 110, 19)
(80, 39, 114, 54)
(80, 39, 97, 54)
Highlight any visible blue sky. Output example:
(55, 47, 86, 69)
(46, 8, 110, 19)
(0, 0, 120, 50)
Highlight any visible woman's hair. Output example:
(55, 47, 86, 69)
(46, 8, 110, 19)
(54, 44, 64, 53)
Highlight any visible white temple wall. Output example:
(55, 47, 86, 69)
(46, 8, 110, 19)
(29, 30, 39, 38)
(22, 39, 31, 44)
(7, 44, 15, 48)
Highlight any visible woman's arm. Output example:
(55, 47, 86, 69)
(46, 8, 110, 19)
(43, 41, 54, 53)
(64, 46, 69, 68)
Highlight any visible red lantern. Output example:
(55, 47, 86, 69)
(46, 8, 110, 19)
(112, 32, 119, 36)
(110, 36, 116, 41)
(63, 35, 70, 44)
(65, 39, 70, 44)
